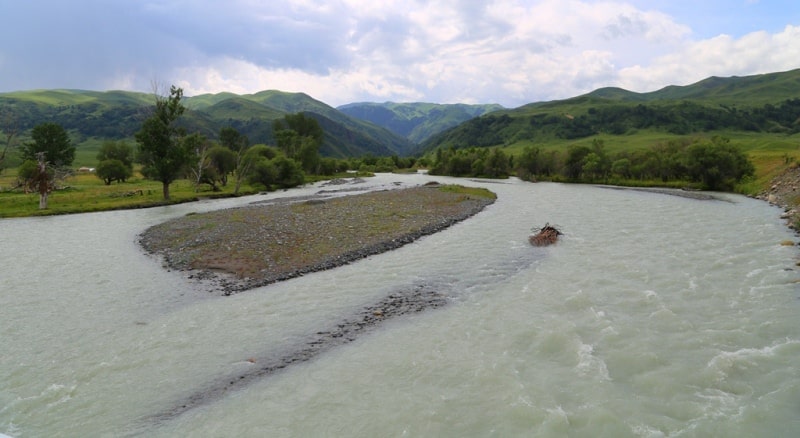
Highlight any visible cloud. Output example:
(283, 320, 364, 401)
(618, 25, 800, 93)
(1, 1, 799, 107)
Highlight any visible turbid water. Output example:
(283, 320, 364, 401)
(1, 174, 799, 437)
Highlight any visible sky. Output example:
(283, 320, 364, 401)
(1, 0, 799, 108)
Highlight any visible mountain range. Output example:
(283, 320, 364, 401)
(420, 68, 800, 151)
(0, 88, 502, 158)
(2, 68, 800, 159)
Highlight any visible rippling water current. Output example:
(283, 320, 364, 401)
(2, 174, 800, 437)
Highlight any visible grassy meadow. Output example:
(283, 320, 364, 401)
(0, 167, 261, 218)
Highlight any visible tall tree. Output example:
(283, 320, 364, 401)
(28, 152, 54, 209)
(272, 113, 323, 171)
(21, 122, 75, 168)
(97, 140, 134, 169)
(684, 136, 754, 190)
(183, 133, 212, 191)
(95, 159, 132, 185)
(135, 85, 188, 200)
(219, 126, 251, 194)
(96, 140, 134, 184)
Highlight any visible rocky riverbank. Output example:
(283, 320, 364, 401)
(756, 164, 800, 231)
(138, 182, 495, 295)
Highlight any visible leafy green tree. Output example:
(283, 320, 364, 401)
(297, 136, 321, 173)
(516, 146, 541, 180)
(135, 85, 188, 200)
(273, 155, 305, 188)
(97, 140, 134, 169)
(208, 145, 237, 187)
(96, 159, 132, 185)
(16, 159, 39, 186)
(272, 113, 322, 172)
(320, 157, 349, 175)
(21, 122, 75, 167)
(611, 158, 632, 179)
(18, 152, 56, 209)
(245, 146, 305, 190)
(581, 152, 603, 180)
(564, 145, 591, 180)
(96, 140, 134, 185)
(684, 136, 754, 190)
(482, 147, 510, 178)
(248, 158, 279, 189)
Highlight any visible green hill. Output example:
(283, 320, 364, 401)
(0, 89, 414, 159)
(338, 102, 504, 143)
(418, 69, 800, 154)
(5, 68, 800, 163)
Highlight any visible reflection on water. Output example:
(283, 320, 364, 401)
(1, 175, 799, 437)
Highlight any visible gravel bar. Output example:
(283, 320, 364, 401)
(138, 183, 495, 295)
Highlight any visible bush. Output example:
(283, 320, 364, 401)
(96, 159, 133, 185)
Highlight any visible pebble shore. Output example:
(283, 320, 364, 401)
(138, 183, 495, 295)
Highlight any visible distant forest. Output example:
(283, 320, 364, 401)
(0, 100, 146, 139)
(423, 98, 800, 149)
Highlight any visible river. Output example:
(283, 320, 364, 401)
(1, 174, 799, 437)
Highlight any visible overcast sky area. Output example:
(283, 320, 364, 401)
(1, 0, 799, 107)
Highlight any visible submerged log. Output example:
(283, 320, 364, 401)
(529, 223, 562, 246)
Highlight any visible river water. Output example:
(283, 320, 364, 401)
(1, 174, 799, 437)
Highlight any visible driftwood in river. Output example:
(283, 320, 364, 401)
(529, 223, 562, 246)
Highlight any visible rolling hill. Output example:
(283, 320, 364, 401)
(418, 68, 800, 154)
(0, 89, 414, 159)
(4, 68, 800, 162)
(337, 102, 504, 144)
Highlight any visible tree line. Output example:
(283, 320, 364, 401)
(430, 136, 755, 191)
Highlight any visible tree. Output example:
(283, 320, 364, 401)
(611, 158, 632, 179)
(516, 146, 542, 180)
(23, 152, 55, 209)
(183, 133, 212, 191)
(207, 145, 237, 187)
(272, 113, 322, 172)
(219, 126, 251, 194)
(96, 159, 132, 185)
(482, 147, 510, 178)
(273, 155, 305, 188)
(248, 157, 279, 189)
(135, 85, 188, 200)
(97, 140, 134, 169)
(96, 140, 134, 185)
(684, 136, 754, 190)
(297, 136, 321, 173)
(21, 122, 75, 168)
(564, 145, 592, 180)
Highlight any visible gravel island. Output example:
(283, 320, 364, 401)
(139, 183, 496, 295)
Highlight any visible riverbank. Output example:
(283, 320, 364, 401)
(756, 164, 800, 231)
(138, 182, 496, 296)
